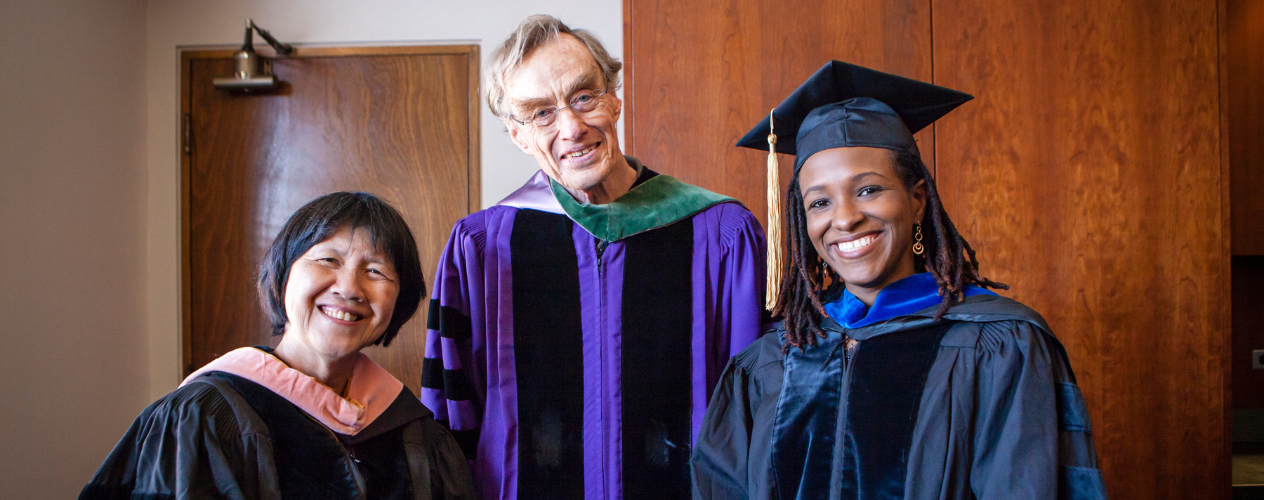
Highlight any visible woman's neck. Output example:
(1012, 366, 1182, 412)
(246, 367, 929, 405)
(842, 258, 920, 307)
(847, 286, 880, 307)
(272, 336, 357, 397)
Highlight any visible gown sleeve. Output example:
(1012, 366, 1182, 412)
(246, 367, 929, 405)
(404, 417, 477, 500)
(971, 320, 1108, 500)
(713, 204, 768, 357)
(692, 334, 783, 500)
(80, 381, 278, 500)
(419, 215, 486, 460)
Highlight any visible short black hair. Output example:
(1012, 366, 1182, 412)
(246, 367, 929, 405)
(257, 192, 425, 347)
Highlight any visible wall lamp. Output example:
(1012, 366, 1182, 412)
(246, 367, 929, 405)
(213, 19, 295, 92)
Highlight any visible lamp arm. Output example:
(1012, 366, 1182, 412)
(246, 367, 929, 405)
(240, 19, 254, 51)
(248, 19, 295, 56)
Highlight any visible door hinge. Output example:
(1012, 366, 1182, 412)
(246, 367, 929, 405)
(183, 113, 192, 155)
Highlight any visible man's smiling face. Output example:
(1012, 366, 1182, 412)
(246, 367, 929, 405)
(504, 34, 624, 194)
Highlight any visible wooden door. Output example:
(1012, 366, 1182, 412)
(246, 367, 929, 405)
(626, 0, 1230, 498)
(181, 46, 479, 396)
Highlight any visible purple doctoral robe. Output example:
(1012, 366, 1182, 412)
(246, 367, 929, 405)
(420, 158, 767, 500)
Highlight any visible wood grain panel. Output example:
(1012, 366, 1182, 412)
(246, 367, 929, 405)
(625, 0, 933, 227)
(185, 47, 478, 395)
(1228, 0, 1264, 255)
(931, 1, 1228, 497)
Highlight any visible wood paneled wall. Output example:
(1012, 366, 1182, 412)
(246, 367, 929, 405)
(931, 1, 1227, 497)
(626, 0, 1231, 498)
(1228, 0, 1264, 256)
(1227, 0, 1264, 422)
(623, 0, 935, 226)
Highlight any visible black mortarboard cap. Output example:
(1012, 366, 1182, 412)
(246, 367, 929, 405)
(745, 61, 972, 312)
(736, 60, 973, 172)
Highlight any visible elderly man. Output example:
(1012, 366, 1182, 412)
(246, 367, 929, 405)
(420, 15, 766, 499)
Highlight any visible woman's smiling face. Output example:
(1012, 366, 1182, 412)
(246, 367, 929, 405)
(798, 146, 927, 305)
(281, 225, 399, 361)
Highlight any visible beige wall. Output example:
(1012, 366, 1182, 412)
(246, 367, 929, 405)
(0, 0, 149, 495)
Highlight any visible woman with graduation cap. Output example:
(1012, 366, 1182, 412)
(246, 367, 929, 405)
(690, 62, 1107, 500)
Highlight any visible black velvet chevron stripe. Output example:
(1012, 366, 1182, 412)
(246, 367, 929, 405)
(420, 362, 475, 402)
(421, 299, 476, 410)
(420, 359, 443, 391)
(427, 299, 473, 340)
(839, 322, 952, 499)
(621, 218, 694, 500)
(418, 358, 444, 396)
(510, 209, 585, 499)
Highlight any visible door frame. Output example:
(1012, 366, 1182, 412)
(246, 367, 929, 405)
(177, 44, 481, 376)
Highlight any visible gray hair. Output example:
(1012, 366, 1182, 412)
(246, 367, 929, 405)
(484, 14, 623, 122)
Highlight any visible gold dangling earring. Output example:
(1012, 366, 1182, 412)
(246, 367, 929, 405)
(913, 223, 925, 256)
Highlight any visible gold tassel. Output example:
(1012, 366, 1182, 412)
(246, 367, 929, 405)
(765, 109, 784, 312)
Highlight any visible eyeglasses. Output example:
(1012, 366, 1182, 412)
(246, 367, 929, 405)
(510, 89, 609, 129)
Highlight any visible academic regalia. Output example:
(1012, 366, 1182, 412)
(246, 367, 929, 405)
(691, 274, 1107, 500)
(420, 156, 767, 500)
(82, 347, 474, 500)
(693, 60, 1107, 500)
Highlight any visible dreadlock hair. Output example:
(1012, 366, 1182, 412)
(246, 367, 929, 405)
(773, 148, 1008, 352)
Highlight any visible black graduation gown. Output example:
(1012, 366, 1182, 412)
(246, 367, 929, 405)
(691, 294, 1107, 500)
(81, 371, 474, 500)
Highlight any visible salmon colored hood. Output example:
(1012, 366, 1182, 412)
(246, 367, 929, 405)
(182, 347, 404, 436)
